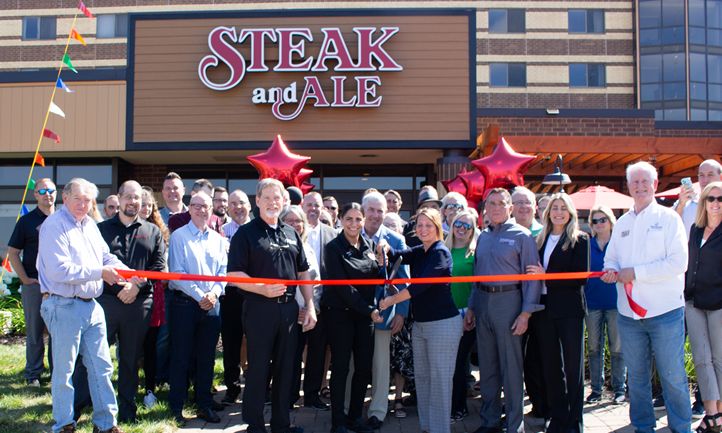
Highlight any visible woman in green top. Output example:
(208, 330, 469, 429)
(445, 210, 479, 421)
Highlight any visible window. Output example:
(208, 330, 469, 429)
(490, 63, 526, 87)
(568, 10, 605, 33)
(489, 9, 525, 33)
(569, 64, 606, 87)
(96, 14, 128, 38)
(22, 16, 56, 40)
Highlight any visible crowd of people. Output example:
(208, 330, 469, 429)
(6, 159, 722, 433)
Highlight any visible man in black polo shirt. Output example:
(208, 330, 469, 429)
(228, 178, 317, 433)
(73, 180, 166, 423)
(8, 177, 56, 386)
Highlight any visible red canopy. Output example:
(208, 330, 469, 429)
(655, 182, 700, 199)
(569, 185, 634, 210)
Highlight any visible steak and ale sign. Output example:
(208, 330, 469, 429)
(197, 26, 403, 121)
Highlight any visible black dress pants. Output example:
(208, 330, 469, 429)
(452, 329, 477, 414)
(326, 307, 374, 428)
(220, 287, 245, 396)
(291, 311, 327, 404)
(535, 308, 585, 433)
(242, 298, 299, 433)
(524, 312, 550, 419)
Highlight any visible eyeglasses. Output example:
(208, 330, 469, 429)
(512, 200, 532, 206)
(706, 195, 722, 203)
(325, 206, 338, 211)
(37, 188, 56, 195)
(591, 217, 608, 224)
(190, 203, 210, 211)
(453, 220, 473, 230)
(445, 203, 464, 210)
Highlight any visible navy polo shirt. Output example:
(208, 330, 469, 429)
(8, 207, 48, 279)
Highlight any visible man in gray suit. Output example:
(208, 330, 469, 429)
(293, 192, 338, 409)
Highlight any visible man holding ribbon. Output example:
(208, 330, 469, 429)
(602, 161, 691, 433)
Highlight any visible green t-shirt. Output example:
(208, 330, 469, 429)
(451, 247, 475, 308)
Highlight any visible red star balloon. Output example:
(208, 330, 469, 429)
(300, 182, 315, 195)
(247, 135, 311, 185)
(471, 137, 535, 191)
(457, 170, 485, 210)
(442, 176, 467, 197)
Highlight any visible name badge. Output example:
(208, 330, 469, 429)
(286, 238, 297, 246)
(621, 230, 630, 238)
(649, 223, 663, 231)
(499, 238, 515, 246)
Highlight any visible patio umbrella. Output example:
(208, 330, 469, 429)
(569, 185, 634, 210)
(655, 182, 700, 199)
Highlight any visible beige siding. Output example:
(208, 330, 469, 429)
(0, 81, 125, 152)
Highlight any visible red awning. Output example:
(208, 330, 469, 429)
(569, 185, 634, 210)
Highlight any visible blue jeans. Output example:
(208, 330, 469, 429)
(618, 307, 691, 433)
(585, 309, 626, 394)
(40, 295, 117, 432)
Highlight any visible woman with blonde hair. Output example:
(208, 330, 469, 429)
(378, 207, 461, 433)
(527, 193, 589, 433)
(685, 181, 722, 433)
(445, 210, 479, 421)
(584, 205, 626, 404)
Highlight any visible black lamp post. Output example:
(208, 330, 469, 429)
(542, 154, 572, 193)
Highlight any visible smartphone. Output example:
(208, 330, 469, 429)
(681, 177, 696, 200)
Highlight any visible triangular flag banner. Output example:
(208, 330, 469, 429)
(21, 205, 30, 216)
(78, 1, 94, 19)
(1, 257, 11, 273)
(62, 54, 78, 73)
(34, 154, 45, 167)
(43, 128, 61, 143)
(70, 29, 87, 46)
(26, 178, 36, 191)
(49, 101, 66, 118)
(56, 78, 74, 93)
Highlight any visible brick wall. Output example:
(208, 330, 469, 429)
(118, 163, 168, 192)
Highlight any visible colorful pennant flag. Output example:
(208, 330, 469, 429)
(43, 128, 61, 143)
(78, 1, 94, 19)
(21, 205, 30, 216)
(26, 178, 36, 191)
(70, 29, 87, 46)
(1, 257, 11, 273)
(49, 101, 65, 118)
(56, 78, 74, 93)
(62, 54, 77, 73)
(34, 153, 46, 167)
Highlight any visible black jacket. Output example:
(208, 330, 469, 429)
(539, 231, 589, 319)
(685, 224, 722, 310)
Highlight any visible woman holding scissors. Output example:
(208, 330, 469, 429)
(378, 207, 462, 433)
(322, 202, 383, 433)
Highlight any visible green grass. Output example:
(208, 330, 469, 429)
(0, 341, 226, 433)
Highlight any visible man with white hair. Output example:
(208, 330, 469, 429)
(37, 178, 138, 433)
(602, 161, 691, 433)
(510, 187, 543, 237)
(674, 159, 722, 235)
(357, 191, 410, 429)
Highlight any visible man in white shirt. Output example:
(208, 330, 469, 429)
(674, 159, 722, 236)
(602, 161, 691, 433)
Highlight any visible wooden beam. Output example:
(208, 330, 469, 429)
(509, 136, 722, 155)
(660, 155, 703, 176)
(583, 153, 615, 167)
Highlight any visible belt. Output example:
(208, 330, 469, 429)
(172, 290, 197, 302)
(275, 293, 295, 304)
(479, 285, 520, 294)
(42, 293, 93, 302)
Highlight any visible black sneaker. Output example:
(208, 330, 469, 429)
(653, 395, 665, 411)
(585, 391, 602, 403)
(691, 401, 704, 419)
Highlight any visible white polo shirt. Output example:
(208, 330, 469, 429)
(604, 201, 688, 319)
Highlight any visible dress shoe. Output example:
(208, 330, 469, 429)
(304, 399, 330, 411)
(197, 408, 221, 423)
(366, 416, 383, 430)
(92, 427, 125, 433)
(210, 399, 225, 411)
(59, 425, 76, 433)
(347, 419, 374, 433)
(222, 387, 240, 405)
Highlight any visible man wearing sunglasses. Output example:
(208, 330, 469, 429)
(8, 178, 57, 387)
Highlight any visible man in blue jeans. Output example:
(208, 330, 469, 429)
(603, 161, 691, 433)
(37, 178, 139, 433)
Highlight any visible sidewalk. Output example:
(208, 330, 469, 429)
(179, 386, 677, 433)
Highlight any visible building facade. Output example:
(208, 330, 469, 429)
(1, 0, 721, 250)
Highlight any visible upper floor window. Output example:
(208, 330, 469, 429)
(568, 9, 605, 33)
(96, 14, 128, 38)
(490, 63, 527, 87)
(22, 16, 56, 40)
(569, 63, 606, 87)
(489, 9, 526, 33)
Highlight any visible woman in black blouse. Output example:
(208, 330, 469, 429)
(322, 202, 383, 433)
(378, 207, 461, 433)
(526, 192, 589, 433)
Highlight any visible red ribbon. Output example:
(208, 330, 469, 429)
(624, 282, 647, 317)
(116, 269, 605, 287)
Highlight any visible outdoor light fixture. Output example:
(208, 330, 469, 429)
(542, 154, 572, 192)
(545, 108, 560, 115)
